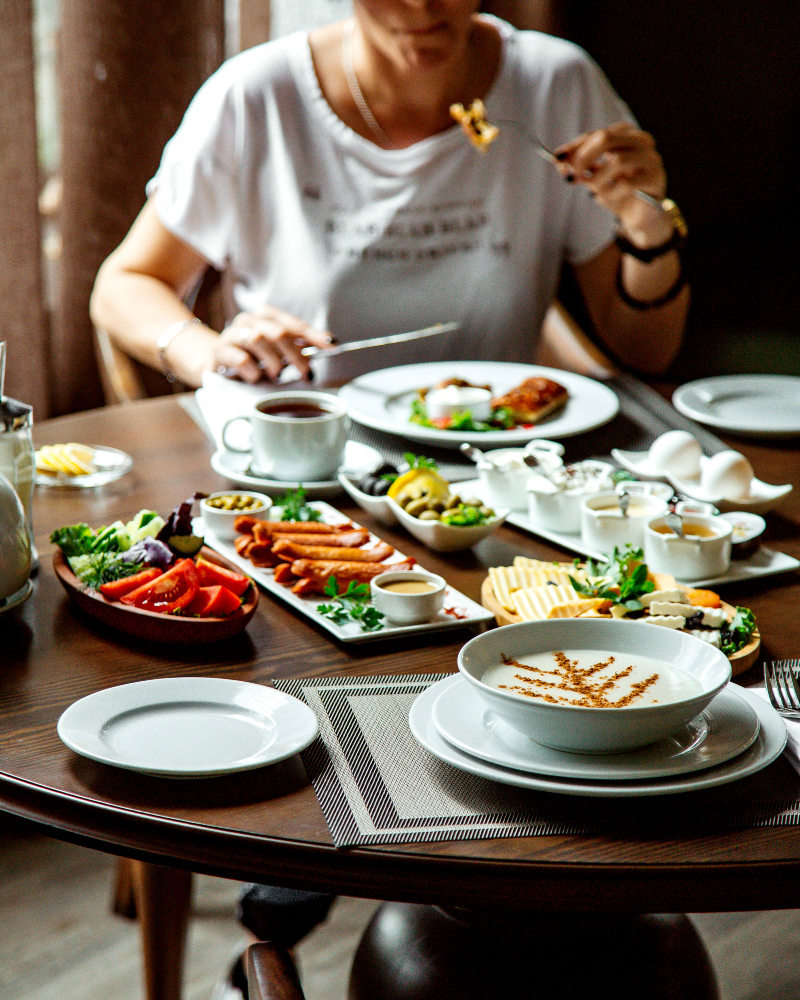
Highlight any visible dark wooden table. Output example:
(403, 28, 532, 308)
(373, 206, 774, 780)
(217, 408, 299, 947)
(3, 395, 800, 996)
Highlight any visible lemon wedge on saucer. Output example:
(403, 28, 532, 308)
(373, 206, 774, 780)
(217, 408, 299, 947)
(388, 468, 450, 505)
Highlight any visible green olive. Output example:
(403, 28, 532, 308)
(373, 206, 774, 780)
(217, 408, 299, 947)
(417, 509, 441, 521)
(396, 494, 414, 509)
(442, 507, 461, 519)
(405, 497, 432, 518)
(443, 494, 459, 509)
(426, 498, 446, 512)
(463, 497, 483, 508)
(479, 506, 495, 518)
(207, 494, 263, 511)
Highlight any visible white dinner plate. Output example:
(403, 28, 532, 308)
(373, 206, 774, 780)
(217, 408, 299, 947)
(457, 478, 800, 587)
(409, 679, 786, 797)
(338, 362, 619, 449)
(35, 444, 133, 488)
(431, 676, 759, 781)
(672, 375, 800, 438)
(210, 440, 382, 500)
(57, 677, 319, 777)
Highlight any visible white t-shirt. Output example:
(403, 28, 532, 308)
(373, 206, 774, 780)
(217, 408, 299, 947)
(149, 16, 635, 367)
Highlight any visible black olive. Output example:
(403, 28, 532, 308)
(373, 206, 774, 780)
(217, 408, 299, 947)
(371, 477, 392, 496)
(358, 474, 380, 495)
(372, 462, 399, 478)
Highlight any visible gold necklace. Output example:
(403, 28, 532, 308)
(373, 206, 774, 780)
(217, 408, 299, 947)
(341, 20, 397, 149)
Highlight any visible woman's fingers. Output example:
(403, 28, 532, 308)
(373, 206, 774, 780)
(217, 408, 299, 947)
(217, 308, 334, 382)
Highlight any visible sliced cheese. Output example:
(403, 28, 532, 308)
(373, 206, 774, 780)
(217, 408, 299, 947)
(686, 629, 721, 647)
(513, 556, 587, 586)
(640, 589, 685, 608)
(547, 598, 606, 619)
(511, 584, 582, 621)
(649, 601, 698, 618)
(650, 572, 678, 591)
(488, 566, 542, 612)
(701, 608, 726, 628)
(610, 604, 631, 619)
(644, 615, 686, 629)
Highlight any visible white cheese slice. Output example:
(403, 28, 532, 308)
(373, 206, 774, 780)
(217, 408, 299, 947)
(701, 607, 727, 628)
(644, 615, 686, 629)
(686, 629, 721, 647)
(649, 601, 699, 618)
(510, 584, 582, 621)
(640, 589, 685, 607)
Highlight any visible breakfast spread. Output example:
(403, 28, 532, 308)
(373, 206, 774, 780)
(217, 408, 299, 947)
(483, 650, 702, 708)
(449, 99, 499, 150)
(411, 375, 568, 431)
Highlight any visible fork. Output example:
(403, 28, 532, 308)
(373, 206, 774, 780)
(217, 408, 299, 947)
(764, 660, 800, 718)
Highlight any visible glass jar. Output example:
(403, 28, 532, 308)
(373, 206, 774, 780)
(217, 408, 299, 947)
(0, 396, 34, 547)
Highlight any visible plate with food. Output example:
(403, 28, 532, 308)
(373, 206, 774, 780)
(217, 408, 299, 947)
(51, 494, 258, 643)
(337, 362, 619, 448)
(480, 548, 760, 677)
(35, 442, 133, 487)
(200, 489, 494, 643)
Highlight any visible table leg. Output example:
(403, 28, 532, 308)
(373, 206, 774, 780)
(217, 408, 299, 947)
(130, 859, 193, 1000)
(349, 903, 720, 1000)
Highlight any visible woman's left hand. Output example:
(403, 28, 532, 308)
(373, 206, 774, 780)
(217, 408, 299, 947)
(554, 124, 672, 245)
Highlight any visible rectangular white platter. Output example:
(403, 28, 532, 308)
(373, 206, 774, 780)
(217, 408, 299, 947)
(196, 506, 494, 644)
(457, 478, 800, 589)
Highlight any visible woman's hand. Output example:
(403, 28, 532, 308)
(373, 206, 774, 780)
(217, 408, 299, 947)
(213, 307, 335, 383)
(554, 124, 672, 248)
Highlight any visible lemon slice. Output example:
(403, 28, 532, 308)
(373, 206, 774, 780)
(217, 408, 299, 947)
(387, 468, 450, 505)
(35, 443, 96, 476)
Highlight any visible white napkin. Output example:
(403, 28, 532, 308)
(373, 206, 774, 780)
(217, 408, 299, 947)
(748, 685, 800, 776)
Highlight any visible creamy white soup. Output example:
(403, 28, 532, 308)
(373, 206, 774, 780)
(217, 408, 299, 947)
(482, 650, 703, 708)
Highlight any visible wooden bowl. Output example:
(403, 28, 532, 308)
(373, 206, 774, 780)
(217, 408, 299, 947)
(53, 547, 258, 644)
(480, 576, 760, 677)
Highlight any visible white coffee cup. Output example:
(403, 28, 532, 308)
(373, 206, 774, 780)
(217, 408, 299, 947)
(581, 490, 668, 553)
(222, 391, 348, 481)
(644, 514, 732, 581)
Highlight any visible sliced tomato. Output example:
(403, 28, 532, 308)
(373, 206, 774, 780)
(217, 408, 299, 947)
(195, 557, 251, 596)
(99, 567, 163, 601)
(120, 558, 199, 613)
(184, 585, 242, 618)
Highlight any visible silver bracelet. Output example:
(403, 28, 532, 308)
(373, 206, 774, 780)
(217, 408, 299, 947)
(156, 318, 201, 383)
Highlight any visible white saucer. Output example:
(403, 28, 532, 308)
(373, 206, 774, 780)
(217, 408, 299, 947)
(431, 676, 760, 781)
(0, 578, 33, 616)
(57, 677, 319, 777)
(409, 678, 786, 797)
(673, 375, 800, 438)
(611, 449, 791, 515)
(210, 440, 382, 500)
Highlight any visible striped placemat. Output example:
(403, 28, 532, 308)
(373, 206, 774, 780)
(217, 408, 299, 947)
(274, 673, 800, 848)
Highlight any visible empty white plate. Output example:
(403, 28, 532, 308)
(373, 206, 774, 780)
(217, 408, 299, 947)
(431, 675, 760, 781)
(58, 677, 319, 777)
(673, 375, 800, 439)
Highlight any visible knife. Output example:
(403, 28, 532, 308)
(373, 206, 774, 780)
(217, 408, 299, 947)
(300, 321, 460, 358)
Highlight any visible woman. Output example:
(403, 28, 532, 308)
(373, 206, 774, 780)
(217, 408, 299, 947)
(90, 1, 688, 389)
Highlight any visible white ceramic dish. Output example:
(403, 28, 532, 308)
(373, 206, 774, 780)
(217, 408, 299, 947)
(387, 494, 509, 552)
(338, 474, 399, 526)
(458, 618, 731, 753)
(672, 375, 800, 439)
(410, 679, 785, 797)
(199, 506, 494, 644)
(452, 478, 800, 585)
(644, 513, 733, 582)
(210, 440, 382, 500)
(526, 460, 617, 533)
(432, 675, 760, 780)
(199, 491, 272, 541)
(35, 444, 133, 488)
(371, 570, 446, 625)
(580, 490, 668, 553)
(338, 362, 620, 448)
(612, 447, 792, 515)
(57, 677, 319, 777)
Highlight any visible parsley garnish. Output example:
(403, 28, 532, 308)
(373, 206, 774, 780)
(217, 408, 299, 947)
(316, 577, 385, 632)
(570, 545, 655, 612)
(274, 486, 322, 522)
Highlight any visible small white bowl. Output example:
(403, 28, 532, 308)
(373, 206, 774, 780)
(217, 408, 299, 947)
(581, 490, 668, 553)
(458, 618, 731, 753)
(387, 495, 508, 552)
(338, 474, 399, 526)
(526, 460, 616, 534)
(199, 491, 272, 540)
(371, 570, 446, 625)
(644, 513, 733, 582)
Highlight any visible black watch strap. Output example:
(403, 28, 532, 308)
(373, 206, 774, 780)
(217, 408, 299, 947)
(615, 227, 685, 263)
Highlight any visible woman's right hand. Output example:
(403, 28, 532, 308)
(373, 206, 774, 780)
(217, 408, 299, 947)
(212, 307, 335, 383)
